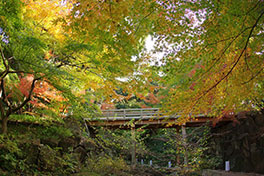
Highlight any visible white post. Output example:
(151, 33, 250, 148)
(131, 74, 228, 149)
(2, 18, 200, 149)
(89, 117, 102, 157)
(168, 161, 172, 168)
(141, 159, 144, 165)
(150, 160, 152, 166)
(225, 161, 230, 171)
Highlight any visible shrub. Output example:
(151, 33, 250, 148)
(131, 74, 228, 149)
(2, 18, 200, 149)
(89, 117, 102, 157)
(81, 155, 131, 176)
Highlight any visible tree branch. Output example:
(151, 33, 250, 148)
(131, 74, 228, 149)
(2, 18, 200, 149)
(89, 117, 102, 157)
(0, 71, 8, 81)
(242, 68, 263, 85)
(134, 9, 156, 35)
(0, 99, 5, 119)
(0, 48, 10, 80)
(0, 79, 10, 107)
(192, 11, 264, 110)
(196, 1, 263, 82)
(7, 70, 33, 74)
(241, 0, 262, 31)
(0, 48, 8, 70)
(7, 77, 41, 116)
(197, 26, 251, 82)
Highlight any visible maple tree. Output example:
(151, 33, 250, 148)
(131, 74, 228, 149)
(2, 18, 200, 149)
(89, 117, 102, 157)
(0, 0, 76, 133)
(145, 0, 264, 122)
(0, 0, 161, 133)
(1, 0, 263, 133)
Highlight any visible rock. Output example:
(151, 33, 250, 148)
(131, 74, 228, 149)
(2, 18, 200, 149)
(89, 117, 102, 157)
(63, 117, 82, 137)
(41, 138, 58, 148)
(24, 143, 40, 165)
(58, 137, 79, 152)
(18, 139, 41, 165)
(74, 146, 87, 163)
(251, 151, 264, 173)
(38, 145, 61, 171)
(255, 113, 264, 127)
(80, 137, 97, 151)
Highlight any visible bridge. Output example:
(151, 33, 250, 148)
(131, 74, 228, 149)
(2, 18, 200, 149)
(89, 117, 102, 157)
(85, 108, 231, 129)
(84, 108, 232, 167)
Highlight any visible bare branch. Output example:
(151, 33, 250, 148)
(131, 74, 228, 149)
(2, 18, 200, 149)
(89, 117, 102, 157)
(134, 9, 156, 35)
(242, 68, 263, 85)
(244, 50, 254, 74)
(197, 26, 252, 82)
(7, 70, 33, 74)
(0, 48, 8, 70)
(0, 71, 8, 81)
(0, 71, 6, 78)
(241, 0, 262, 31)
(108, 1, 112, 19)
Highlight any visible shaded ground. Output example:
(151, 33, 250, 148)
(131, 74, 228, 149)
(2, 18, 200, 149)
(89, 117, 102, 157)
(75, 165, 202, 176)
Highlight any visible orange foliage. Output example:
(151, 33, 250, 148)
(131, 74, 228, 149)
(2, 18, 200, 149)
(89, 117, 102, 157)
(16, 75, 65, 111)
(101, 102, 115, 110)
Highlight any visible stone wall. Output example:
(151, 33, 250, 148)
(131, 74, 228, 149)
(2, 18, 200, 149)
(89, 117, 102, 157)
(211, 111, 264, 174)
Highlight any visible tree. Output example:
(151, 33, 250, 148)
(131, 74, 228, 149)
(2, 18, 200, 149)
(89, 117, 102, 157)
(63, 0, 264, 122)
(1, 0, 262, 133)
(148, 0, 264, 122)
(0, 0, 165, 133)
(0, 0, 39, 133)
(0, 0, 78, 133)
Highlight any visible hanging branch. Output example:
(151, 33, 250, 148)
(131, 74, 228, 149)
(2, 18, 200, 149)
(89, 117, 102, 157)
(196, 26, 252, 83)
(191, 11, 264, 110)
(242, 68, 263, 85)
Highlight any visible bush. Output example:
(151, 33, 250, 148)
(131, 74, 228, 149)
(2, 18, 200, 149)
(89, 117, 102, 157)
(81, 155, 131, 176)
(0, 126, 78, 175)
(0, 135, 22, 173)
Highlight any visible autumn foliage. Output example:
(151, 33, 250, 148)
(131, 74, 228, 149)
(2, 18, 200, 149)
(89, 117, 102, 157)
(0, 0, 263, 133)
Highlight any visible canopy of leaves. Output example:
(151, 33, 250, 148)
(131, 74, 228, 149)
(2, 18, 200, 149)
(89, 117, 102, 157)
(148, 0, 264, 122)
(1, 0, 263, 125)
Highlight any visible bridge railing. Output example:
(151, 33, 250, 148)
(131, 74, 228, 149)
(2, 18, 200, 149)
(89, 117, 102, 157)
(87, 108, 209, 121)
(97, 108, 164, 120)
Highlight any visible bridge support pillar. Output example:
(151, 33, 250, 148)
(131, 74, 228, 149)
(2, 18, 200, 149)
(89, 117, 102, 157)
(182, 125, 188, 166)
(131, 124, 136, 169)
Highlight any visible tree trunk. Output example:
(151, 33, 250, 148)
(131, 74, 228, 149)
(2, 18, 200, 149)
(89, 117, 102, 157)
(131, 124, 136, 169)
(1, 116, 8, 134)
(181, 125, 188, 166)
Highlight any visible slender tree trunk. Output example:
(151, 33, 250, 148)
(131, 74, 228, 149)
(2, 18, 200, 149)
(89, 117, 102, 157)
(1, 116, 8, 134)
(182, 125, 188, 166)
(131, 123, 136, 169)
(0, 100, 8, 134)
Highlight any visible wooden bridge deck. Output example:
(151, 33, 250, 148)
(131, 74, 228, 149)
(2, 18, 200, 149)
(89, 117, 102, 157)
(85, 108, 231, 129)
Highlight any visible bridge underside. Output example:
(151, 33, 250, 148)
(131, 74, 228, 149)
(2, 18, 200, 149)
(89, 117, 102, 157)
(85, 108, 233, 129)
(87, 117, 232, 129)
